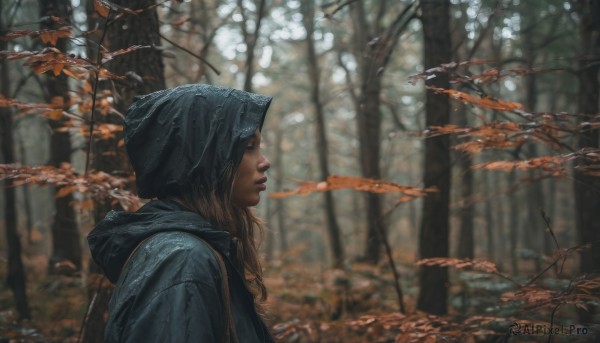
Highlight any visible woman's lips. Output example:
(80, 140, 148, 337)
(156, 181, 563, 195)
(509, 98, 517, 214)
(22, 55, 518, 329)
(256, 176, 267, 191)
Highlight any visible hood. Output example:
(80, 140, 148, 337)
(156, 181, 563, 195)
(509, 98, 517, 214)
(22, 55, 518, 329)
(88, 200, 233, 283)
(124, 84, 272, 199)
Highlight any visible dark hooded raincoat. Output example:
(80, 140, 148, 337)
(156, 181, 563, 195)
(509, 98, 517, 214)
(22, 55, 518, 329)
(88, 84, 275, 343)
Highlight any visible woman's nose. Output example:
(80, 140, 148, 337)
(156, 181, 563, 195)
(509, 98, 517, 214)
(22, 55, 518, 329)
(259, 155, 270, 172)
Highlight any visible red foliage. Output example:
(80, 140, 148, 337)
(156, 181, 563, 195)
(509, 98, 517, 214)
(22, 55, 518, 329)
(93, 0, 142, 18)
(269, 175, 435, 201)
(273, 312, 505, 342)
(430, 87, 525, 112)
(0, 27, 72, 46)
(0, 48, 124, 80)
(416, 257, 502, 275)
(0, 163, 140, 211)
(501, 275, 600, 313)
(474, 148, 600, 176)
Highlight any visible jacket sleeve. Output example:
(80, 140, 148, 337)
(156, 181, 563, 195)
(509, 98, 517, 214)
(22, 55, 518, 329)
(107, 233, 228, 343)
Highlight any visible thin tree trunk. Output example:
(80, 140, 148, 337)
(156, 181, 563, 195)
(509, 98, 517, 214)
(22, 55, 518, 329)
(417, 0, 452, 315)
(456, 153, 474, 260)
(264, 193, 274, 262)
(302, 0, 344, 268)
(456, 102, 474, 259)
(483, 173, 495, 261)
(494, 171, 506, 271)
(523, 22, 545, 270)
(238, 0, 267, 93)
(274, 127, 287, 253)
(16, 133, 33, 244)
(40, 0, 82, 274)
(0, 9, 30, 319)
(574, 0, 600, 324)
(349, 2, 385, 263)
(508, 169, 519, 275)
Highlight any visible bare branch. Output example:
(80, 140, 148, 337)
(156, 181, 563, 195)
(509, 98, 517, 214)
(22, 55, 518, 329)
(159, 32, 221, 75)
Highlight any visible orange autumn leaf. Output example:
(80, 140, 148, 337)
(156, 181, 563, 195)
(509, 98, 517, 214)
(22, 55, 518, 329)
(98, 67, 125, 80)
(55, 185, 77, 198)
(0, 95, 67, 117)
(96, 123, 123, 139)
(416, 257, 501, 274)
(50, 96, 64, 107)
(53, 63, 64, 76)
(94, 0, 141, 17)
(0, 29, 33, 41)
(454, 139, 526, 154)
(472, 149, 600, 175)
(0, 163, 140, 212)
(430, 87, 525, 112)
(472, 68, 501, 84)
(38, 27, 72, 46)
(83, 80, 93, 94)
(101, 45, 149, 64)
(4, 48, 97, 81)
(32, 62, 54, 74)
(270, 175, 434, 201)
(46, 109, 64, 120)
(424, 122, 532, 154)
(94, 0, 111, 17)
(62, 67, 88, 80)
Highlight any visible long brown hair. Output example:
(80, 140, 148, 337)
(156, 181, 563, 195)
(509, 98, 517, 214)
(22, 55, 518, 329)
(167, 163, 268, 304)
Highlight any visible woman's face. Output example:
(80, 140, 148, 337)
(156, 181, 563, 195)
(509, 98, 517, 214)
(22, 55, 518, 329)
(232, 130, 270, 207)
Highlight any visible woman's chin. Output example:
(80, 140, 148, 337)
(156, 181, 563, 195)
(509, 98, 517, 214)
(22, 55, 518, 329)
(234, 195, 261, 208)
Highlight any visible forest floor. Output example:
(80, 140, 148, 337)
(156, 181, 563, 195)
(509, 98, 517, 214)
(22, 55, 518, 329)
(0, 253, 598, 342)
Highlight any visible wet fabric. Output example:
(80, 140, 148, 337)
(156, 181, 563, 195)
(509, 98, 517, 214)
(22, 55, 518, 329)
(88, 200, 274, 342)
(124, 83, 272, 199)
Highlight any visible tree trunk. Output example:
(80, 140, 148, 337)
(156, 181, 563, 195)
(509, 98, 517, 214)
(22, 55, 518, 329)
(93, 0, 166, 214)
(274, 127, 287, 253)
(238, 0, 267, 93)
(16, 134, 34, 244)
(1, 119, 30, 321)
(96, 0, 166, 172)
(523, 22, 545, 270)
(302, 0, 344, 268)
(349, 1, 385, 263)
(82, 1, 166, 341)
(456, 153, 474, 260)
(456, 102, 474, 260)
(508, 169, 519, 275)
(417, 0, 452, 315)
(0, 9, 30, 319)
(107, 0, 166, 111)
(483, 173, 495, 261)
(39, 0, 82, 275)
(574, 0, 600, 324)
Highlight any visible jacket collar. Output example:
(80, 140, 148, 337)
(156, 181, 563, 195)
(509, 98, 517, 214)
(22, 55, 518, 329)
(87, 199, 235, 283)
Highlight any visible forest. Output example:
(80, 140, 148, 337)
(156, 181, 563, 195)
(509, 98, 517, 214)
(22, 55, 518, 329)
(0, 0, 599, 342)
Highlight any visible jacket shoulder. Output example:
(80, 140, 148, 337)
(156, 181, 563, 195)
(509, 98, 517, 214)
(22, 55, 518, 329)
(106, 231, 228, 342)
(123, 231, 222, 286)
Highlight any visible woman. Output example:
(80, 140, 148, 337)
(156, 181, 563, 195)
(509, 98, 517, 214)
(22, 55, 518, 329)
(88, 84, 274, 342)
